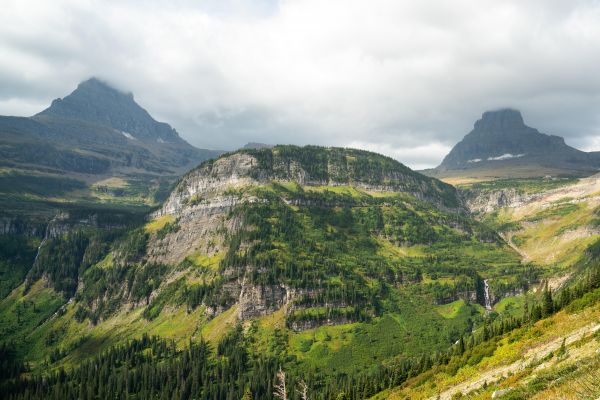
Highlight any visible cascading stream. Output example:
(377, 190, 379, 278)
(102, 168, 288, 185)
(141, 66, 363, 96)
(484, 279, 492, 311)
(33, 226, 49, 266)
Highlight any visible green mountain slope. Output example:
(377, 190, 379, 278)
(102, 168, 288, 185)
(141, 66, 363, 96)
(377, 238, 600, 400)
(1, 146, 533, 399)
(369, 175, 600, 399)
(3, 147, 599, 400)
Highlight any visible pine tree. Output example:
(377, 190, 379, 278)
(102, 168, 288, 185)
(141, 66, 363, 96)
(543, 283, 554, 317)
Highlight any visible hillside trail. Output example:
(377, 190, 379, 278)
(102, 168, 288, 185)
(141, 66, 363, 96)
(431, 321, 600, 400)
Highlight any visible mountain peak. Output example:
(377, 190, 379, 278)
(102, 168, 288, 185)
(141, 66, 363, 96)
(434, 108, 595, 174)
(35, 78, 180, 142)
(474, 108, 524, 132)
(75, 77, 133, 99)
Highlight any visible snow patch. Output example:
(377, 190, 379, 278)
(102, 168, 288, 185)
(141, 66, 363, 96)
(467, 158, 482, 163)
(157, 138, 165, 144)
(121, 131, 136, 140)
(487, 153, 525, 161)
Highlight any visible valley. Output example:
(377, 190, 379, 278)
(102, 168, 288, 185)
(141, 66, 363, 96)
(1, 118, 599, 400)
(3, 2, 600, 398)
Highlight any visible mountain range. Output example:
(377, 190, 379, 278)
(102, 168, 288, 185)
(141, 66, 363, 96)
(1, 80, 600, 400)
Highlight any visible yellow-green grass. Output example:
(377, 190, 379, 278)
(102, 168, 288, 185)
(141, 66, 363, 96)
(187, 252, 223, 271)
(303, 185, 367, 198)
(200, 304, 239, 344)
(288, 322, 357, 368)
(271, 181, 301, 192)
(493, 295, 525, 316)
(23, 298, 210, 372)
(144, 214, 175, 233)
(250, 307, 288, 353)
(91, 177, 128, 189)
(376, 237, 426, 258)
(430, 164, 585, 185)
(508, 200, 598, 268)
(95, 252, 114, 269)
(436, 299, 466, 319)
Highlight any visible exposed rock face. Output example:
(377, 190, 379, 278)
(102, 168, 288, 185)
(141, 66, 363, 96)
(238, 283, 288, 320)
(435, 108, 600, 176)
(0, 211, 135, 238)
(462, 173, 600, 214)
(158, 153, 258, 216)
(0, 217, 46, 237)
(288, 317, 352, 332)
(462, 188, 539, 214)
(159, 147, 464, 216)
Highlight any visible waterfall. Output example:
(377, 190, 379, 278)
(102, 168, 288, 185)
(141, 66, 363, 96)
(33, 224, 50, 266)
(483, 279, 492, 311)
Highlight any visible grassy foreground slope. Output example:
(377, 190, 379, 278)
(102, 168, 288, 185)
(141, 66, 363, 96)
(372, 174, 600, 399)
(378, 264, 600, 399)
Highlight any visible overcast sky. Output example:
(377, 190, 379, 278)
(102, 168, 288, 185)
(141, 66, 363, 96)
(2, 0, 600, 169)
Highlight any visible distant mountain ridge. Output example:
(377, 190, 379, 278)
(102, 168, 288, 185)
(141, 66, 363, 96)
(241, 142, 273, 150)
(432, 109, 600, 178)
(0, 78, 221, 177)
(36, 78, 181, 144)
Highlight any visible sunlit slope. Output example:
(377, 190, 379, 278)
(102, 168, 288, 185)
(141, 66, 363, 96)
(378, 290, 600, 400)
(464, 175, 600, 273)
(0, 146, 526, 379)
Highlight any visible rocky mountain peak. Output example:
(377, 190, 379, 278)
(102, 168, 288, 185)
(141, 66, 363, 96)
(474, 108, 525, 132)
(35, 77, 179, 143)
(434, 108, 597, 174)
(75, 77, 134, 101)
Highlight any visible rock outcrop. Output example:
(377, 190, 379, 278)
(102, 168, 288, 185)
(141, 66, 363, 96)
(462, 188, 539, 214)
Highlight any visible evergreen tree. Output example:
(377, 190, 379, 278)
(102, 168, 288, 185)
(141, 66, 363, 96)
(542, 283, 554, 317)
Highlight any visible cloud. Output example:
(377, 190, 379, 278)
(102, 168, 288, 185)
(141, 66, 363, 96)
(1, 0, 600, 168)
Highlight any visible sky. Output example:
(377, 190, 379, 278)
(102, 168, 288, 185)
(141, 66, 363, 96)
(1, 0, 600, 169)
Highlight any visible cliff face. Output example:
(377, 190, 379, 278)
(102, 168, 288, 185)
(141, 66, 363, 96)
(135, 146, 480, 328)
(150, 147, 465, 268)
(462, 188, 539, 214)
(160, 146, 464, 215)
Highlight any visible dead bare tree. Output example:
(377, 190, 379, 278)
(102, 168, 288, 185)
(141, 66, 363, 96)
(297, 379, 309, 400)
(274, 367, 288, 400)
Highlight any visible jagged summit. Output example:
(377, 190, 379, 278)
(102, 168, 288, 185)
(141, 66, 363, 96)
(1, 78, 221, 180)
(35, 77, 179, 143)
(433, 108, 599, 177)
